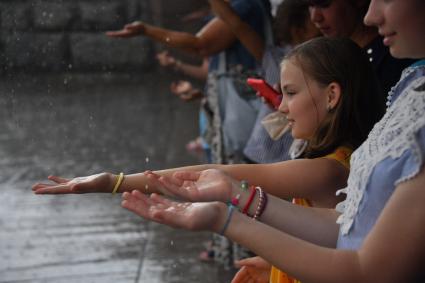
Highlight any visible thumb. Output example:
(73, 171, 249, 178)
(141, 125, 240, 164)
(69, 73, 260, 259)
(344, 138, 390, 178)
(234, 256, 270, 269)
(234, 257, 259, 268)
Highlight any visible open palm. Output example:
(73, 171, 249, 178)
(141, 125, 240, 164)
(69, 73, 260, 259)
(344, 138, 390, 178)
(32, 173, 113, 194)
(122, 190, 224, 232)
(145, 169, 237, 203)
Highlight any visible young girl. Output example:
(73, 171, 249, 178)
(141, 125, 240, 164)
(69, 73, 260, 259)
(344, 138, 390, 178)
(120, 0, 425, 281)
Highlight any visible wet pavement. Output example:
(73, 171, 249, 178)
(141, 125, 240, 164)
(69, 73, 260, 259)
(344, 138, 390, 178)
(0, 72, 236, 282)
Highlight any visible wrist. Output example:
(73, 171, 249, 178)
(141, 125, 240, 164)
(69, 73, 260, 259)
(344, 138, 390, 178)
(107, 172, 117, 193)
(212, 202, 231, 233)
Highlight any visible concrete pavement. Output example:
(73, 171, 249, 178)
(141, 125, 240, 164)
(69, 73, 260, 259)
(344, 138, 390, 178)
(0, 72, 236, 283)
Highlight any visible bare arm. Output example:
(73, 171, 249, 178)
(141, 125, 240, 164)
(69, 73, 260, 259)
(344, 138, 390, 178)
(225, 166, 425, 283)
(121, 158, 347, 207)
(209, 0, 265, 61)
(174, 57, 209, 81)
(108, 19, 238, 57)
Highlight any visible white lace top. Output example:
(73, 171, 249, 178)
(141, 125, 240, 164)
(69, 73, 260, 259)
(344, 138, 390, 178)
(336, 63, 425, 249)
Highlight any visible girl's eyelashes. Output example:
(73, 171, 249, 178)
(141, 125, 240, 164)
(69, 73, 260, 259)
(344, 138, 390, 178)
(282, 89, 297, 96)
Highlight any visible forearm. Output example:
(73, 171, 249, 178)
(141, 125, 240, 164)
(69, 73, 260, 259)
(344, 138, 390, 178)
(223, 210, 363, 283)
(211, 1, 264, 60)
(116, 164, 224, 193)
(143, 24, 204, 55)
(226, 185, 340, 247)
(175, 61, 208, 81)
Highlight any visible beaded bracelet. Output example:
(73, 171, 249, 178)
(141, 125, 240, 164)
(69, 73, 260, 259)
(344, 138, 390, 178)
(112, 172, 124, 195)
(219, 205, 235, 235)
(253, 187, 268, 220)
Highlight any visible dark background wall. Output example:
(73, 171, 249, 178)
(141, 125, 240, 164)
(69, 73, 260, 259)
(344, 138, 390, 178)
(0, 0, 208, 74)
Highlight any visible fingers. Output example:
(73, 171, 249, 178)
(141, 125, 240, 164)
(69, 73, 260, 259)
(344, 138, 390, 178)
(48, 175, 70, 184)
(144, 172, 177, 197)
(121, 191, 155, 217)
(32, 184, 73, 194)
(173, 171, 201, 182)
(234, 256, 268, 268)
(231, 267, 252, 283)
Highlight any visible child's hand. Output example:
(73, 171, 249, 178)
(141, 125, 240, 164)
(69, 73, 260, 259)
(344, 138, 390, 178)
(32, 173, 115, 194)
(156, 51, 177, 68)
(144, 169, 236, 203)
(232, 256, 271, 283)
(106, 21, 146, 38)
(170, 81, 202, 101)
(121, 190, 227, 232)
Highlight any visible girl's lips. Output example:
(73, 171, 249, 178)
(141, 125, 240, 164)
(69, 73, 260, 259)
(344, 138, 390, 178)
(383, 32, 396, 46)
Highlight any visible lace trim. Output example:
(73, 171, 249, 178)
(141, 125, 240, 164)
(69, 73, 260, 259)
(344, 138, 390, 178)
(336, 68, 425, 235)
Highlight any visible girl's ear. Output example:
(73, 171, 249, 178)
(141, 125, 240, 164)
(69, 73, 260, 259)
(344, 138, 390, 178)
(326, 82, 342, 111)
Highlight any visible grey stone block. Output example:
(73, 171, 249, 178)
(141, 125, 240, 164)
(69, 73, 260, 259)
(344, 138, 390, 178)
(77, 1, 126, 31)
(33, 1, 75, 30)
(70, 33, 153, 70)
(1, 32, 67, 70)
(0, 2, 32, 30)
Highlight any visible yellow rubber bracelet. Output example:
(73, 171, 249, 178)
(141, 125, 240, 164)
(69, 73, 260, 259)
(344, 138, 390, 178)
(112, 172, 124, 195)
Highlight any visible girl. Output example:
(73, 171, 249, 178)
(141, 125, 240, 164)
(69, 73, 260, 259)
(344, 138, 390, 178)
(120, 0, 425, 282)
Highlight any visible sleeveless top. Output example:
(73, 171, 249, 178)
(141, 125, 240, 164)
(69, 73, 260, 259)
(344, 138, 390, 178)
(270, 146, 353, 283)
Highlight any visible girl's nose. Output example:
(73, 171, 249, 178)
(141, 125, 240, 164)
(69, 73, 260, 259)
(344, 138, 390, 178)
(278, 97, 288, 114)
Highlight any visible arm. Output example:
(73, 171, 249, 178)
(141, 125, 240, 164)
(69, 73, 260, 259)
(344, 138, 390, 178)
(106, 19, 238, 57)
(229, 165, 425, 283)
(123, 166, 425, 283)
(156, 51, 208, 81)
(208, 0, 265, 61)
(33, 158, 347, 208)
(173, 57, 209, 81)
(217, 158, 348, 208)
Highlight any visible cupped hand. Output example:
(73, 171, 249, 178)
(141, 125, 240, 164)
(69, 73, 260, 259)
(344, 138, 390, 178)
(122, 190, 226, 232)
(106, 21, 146, 38)
(32, 173, 114, 194)
(170, 81, 202, 101)
(144, 169, 236, 203)
(170, 80, 193, 95)
(156, 51, 177, 67)
(232, 256, 271, 283)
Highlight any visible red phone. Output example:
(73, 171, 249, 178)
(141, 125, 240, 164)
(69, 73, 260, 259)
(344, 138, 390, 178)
(246, 78, 282, 109)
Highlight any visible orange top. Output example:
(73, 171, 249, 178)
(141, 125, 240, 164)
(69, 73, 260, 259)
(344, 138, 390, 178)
(269, 146, 353, 283)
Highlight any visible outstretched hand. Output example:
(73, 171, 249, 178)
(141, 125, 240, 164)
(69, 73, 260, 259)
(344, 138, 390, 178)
(144, 169, 237, 203)
(156, 51, 177, 68)
(106, 21, 146, 38)
(32, 173, 114, 194)
(232, 256, 271, 283)
(170, 81, 202, 101)
(122, 190, 226, 232)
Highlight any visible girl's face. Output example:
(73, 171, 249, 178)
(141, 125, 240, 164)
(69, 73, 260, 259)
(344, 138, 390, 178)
(279, 59, 330, 140)
(309, 0, 359, 37)
(364, 0, 425, 59)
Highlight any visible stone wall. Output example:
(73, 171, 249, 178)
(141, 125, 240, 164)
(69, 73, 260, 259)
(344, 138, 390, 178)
(0, 0, 209, 74)
(0, 0, 153, 73)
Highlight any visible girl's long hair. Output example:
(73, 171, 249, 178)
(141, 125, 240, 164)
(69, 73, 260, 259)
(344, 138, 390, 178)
(283, 37, 385, 158)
